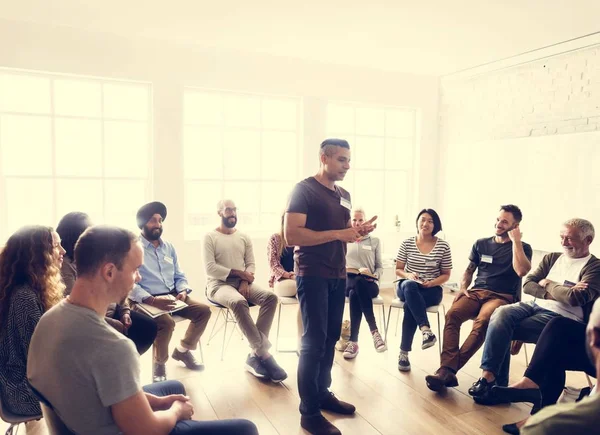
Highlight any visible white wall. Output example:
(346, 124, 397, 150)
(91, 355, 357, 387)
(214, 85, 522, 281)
(0, 19, 440, 291)
(439, 41, 600, 277)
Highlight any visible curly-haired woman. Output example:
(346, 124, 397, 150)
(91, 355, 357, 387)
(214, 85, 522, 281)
(0, 225, 65, 430)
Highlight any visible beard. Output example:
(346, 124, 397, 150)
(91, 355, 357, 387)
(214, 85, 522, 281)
(222, 215, 237, 229)
(143, 225, 163, 241)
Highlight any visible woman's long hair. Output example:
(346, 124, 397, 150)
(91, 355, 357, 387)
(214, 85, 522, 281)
(56, 212, 91, 261)
(0, 226, 65, 326)
(277, 213, 286, 259)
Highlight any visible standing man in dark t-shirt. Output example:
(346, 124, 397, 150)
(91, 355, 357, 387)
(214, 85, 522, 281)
(285, 138, 376, 435)
(425, 205, 532, 392)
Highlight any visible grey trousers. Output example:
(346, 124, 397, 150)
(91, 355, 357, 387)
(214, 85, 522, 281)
(210, 283, 278, 356)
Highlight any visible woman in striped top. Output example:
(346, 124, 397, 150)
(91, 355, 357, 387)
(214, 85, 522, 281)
(395, 208, 452, 372)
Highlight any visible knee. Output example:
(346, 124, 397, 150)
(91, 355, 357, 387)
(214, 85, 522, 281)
(265, 292, 278, 306)
(196, 303, 212, 321)
(489, 305, 512, 326)
(445, 309, 463, 326)
(237, 420, 259, 435)
(156, 314, 176, 331)
(164, 379, 186, 394)
(401, 280, 419, 294)
(229, 298, 250, 313)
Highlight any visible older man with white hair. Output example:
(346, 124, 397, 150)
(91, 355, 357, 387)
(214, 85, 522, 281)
(202, 199, 286, 382)
(470, 218, 600, 402)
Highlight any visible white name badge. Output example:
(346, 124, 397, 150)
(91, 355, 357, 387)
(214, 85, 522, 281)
(481, 255, 493, 264)
(164, 255, 174, 264)
(425, 261, 437, 267)
(340, 197, 352, 210)
(362, 245, 372, 251)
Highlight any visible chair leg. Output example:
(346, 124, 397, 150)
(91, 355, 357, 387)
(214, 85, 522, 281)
(384, 305, 392, 342)
(198, 341, 204, 364)
(380, 304, 386, 342)
(221, 310, 228, 361)
(436, 311, 442, 356)
(6, 423, 16, 435)
(207, 309, 225, 345)
(395, 307, 401, 336)
(275, 302, 283, 352)
(524, 343, 529, 367)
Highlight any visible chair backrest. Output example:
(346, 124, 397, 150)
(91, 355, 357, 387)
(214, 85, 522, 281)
(40, 403, 76, 435)
(28, 382, 75, 435)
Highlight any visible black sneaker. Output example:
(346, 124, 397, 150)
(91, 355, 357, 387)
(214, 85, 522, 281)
(172, 348, 204, 371)
(319, 392, 355, 415)
(421, 330, 437, 350)
(300, 414, 341, 435)
(398, 353, 411, 372)
(153, 363, 167, 383)
(245, 354, 269, 379)
(468, 377, 496, 397)
(260, 355, 288, 383)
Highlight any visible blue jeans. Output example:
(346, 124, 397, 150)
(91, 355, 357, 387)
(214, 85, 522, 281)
(143, 381, 258, 434)
(396, 280, 443, 352)
(296, 276, 346, 416)
(479, 301, 560, 386)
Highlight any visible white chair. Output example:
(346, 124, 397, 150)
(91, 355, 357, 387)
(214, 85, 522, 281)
(205, 299, 246, 361)
(344, 295, 387, 340)
(275, 296, 300, 353)
(0, 396, 42, 435)
(385, 298, 446, 355)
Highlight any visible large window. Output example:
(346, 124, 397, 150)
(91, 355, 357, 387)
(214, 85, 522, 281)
(183, 89, 301, 240)
(0, 69, 152, 241)
(326, 102, 417, 231)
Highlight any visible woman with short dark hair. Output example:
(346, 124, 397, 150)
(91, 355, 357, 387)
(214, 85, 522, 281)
(395, 208, 452, 372)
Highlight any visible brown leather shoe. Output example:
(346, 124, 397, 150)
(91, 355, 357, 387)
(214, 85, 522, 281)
(425, 367, 459, 392)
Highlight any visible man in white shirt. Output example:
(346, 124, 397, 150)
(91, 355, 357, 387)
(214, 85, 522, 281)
(470, 218, 600, 402)
(202, 199, 286, 382)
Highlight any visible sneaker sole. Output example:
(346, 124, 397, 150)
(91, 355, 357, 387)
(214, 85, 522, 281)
(270, 375, 288, 383)
(244, 364, 268, 379)
(398, 365, 411, 372)
(375, 345, 388, 353)
(422, 337, 437, 350)
(343, 352, 358, 359)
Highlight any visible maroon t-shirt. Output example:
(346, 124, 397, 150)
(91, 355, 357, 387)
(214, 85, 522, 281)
(286, 177, 351, 279)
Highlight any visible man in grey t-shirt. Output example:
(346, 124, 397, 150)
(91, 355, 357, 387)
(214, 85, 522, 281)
(202, 199, 286, 382)
(28, 225, 257, 435)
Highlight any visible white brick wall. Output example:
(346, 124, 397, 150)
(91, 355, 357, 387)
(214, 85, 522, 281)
(440, 45, 600, 144)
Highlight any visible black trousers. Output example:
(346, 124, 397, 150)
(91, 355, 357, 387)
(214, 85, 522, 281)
(346, 275, 380, 342)
(524, 316, 596, 410)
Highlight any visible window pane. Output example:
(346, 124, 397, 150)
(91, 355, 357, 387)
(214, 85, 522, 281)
(55, 118, 102, 176)
(54, 79, 102, 117)
(262, 98, 297, 130)
(385, 137, 414, 170)
(224, 95, 260, 127)
(1, 115, 52, 176)
(0, 73, 50, 114)
(261, 181, 295, 229)
(103, 83, 149, 121)
(56, 179, 104, 224)
(104, 121, 149, 178)
(327, 104, 354, 135)
(184, 91, 223, 126)
(355, 107, 385, 136)
(354, 136, 385, 170)
(223, 130, 260, 179)
(223, 182, 260, 227)
(183, 126, 222, 179)
(385, 109, 415, 138)
(384, 171, 409, 230)
(5, 178, 54, 235)
(104, 180, 147, 231)
(184, 181, 223, 239)
(262, 131, 296, 180)
(353, 171, 384, 219)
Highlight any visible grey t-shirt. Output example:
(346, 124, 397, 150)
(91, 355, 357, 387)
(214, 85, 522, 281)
(27, 300, 141, 435)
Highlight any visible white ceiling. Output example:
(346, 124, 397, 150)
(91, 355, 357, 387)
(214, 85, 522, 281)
(2, 0, 599, 76)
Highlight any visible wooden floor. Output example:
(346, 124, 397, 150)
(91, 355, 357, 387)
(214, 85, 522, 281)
(2, 289, 592, 434)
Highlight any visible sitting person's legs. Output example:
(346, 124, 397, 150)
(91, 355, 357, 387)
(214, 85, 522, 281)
(143, 380, 258, 435)
(169, 297, 212, 370)
(125, 310, 158, 355)
(274, 278, 303, 348)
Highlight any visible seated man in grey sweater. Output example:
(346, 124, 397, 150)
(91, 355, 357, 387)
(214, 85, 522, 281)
(202, 199, 287, 382)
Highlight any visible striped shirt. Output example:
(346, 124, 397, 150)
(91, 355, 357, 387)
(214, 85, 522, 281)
(396, 237, 453, 281)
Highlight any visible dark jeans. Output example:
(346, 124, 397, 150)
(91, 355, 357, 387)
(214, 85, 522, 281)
(479, 301, 560, 386)
(126, 310, 159, 355)
(396, 280, 443, 352)
(346, 275, 380, 342)
(524, 316, 596, 410)
(143, 380, 258, 434)
(296, 275, 346, 416)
